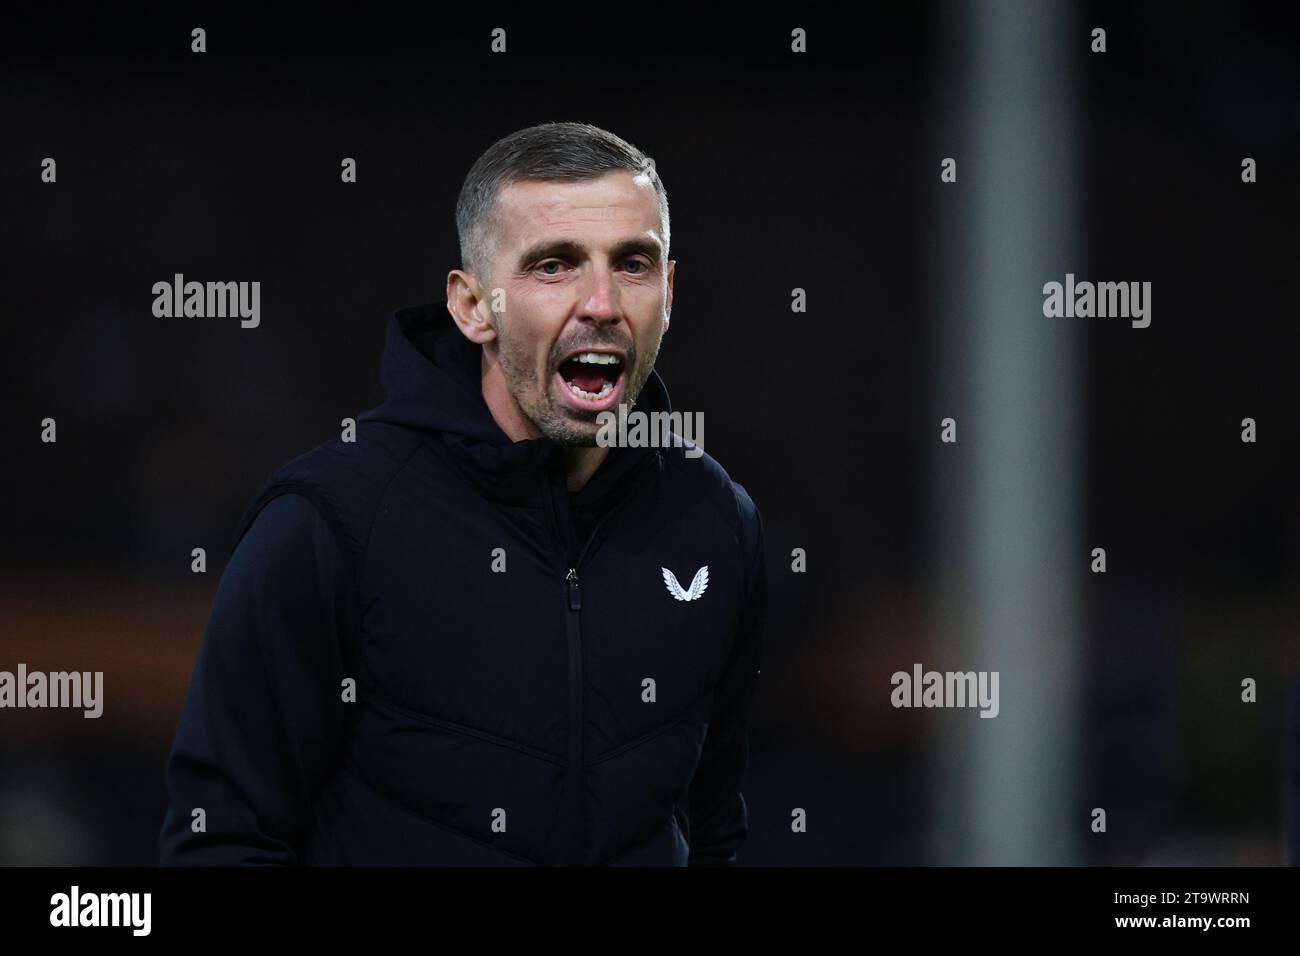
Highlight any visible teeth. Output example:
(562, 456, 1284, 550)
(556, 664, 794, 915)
(568, 380, 614, 401)
(574, 352, 620, 365)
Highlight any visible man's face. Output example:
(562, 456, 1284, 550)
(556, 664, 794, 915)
(478, 170, 673, 445)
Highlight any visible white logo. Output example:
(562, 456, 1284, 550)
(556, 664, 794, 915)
(662, 566, 709, 602)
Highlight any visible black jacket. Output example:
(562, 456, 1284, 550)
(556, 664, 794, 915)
(159, 303, 767, 865)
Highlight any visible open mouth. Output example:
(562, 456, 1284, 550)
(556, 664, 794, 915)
(556, 350, 625, 408)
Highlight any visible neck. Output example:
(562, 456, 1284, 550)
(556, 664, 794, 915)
(561, 446, 609, 492)
(481, 350, 609, 492)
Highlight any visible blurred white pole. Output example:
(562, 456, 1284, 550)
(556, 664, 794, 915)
(929, 0, 1083, 865)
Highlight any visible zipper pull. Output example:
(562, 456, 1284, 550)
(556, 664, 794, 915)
(565, 568, 582, 612)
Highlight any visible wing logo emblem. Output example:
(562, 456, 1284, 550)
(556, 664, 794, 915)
(662, 565, 709, 602)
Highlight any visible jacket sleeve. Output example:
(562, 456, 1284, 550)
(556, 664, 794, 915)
(686, 482, 768, 865)
(158, 492, 351, 865)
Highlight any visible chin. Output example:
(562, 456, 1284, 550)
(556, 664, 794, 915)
(549, 423, 602, 448)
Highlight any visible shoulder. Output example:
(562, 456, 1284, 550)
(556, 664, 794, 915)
(227, 492, 340, 588)
(239, 491, 326, 544)
(269, 421, 425, 489)
(656, 439, 764, 573)
(237, 421, 426, 558)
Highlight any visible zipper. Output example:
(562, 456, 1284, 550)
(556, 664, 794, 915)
(545, 451, 658, 865)
(565, 568, 582, 611)
(559, 568, 584, 865)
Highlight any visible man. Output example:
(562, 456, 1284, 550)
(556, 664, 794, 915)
(159, 121, 768, 866)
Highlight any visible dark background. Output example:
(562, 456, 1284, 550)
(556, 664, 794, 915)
(1, 4, 1297, 865)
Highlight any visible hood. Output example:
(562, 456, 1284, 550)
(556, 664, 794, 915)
(357, 302, 669, 510)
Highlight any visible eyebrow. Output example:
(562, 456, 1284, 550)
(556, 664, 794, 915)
(515, 236, 664, 270)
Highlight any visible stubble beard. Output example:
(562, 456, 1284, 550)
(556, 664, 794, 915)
(490, 309, 662, 447)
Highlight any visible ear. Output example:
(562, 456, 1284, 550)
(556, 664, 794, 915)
(663, 259, 675, 333)
(446, 269, 498, 345)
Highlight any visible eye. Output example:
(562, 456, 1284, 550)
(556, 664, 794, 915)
(623, 259, 649, 275)
(537, 260, 564, 276)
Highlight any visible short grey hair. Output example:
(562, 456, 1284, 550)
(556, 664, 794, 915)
(455, 121, 670, 288)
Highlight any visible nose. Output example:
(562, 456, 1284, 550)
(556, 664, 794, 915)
(578, 263, 622, 325)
